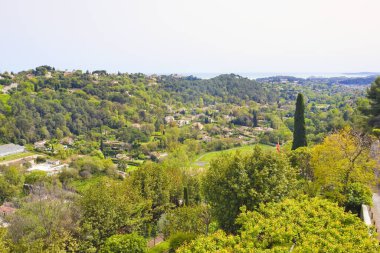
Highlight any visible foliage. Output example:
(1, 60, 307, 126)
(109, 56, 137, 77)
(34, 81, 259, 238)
(168, 232, 197, 253)
(7, 187, 79, 252)
(178, 198, 379, 252)
(70, 156, 117, 178)
(0, 167, 23, 204)
(147, 241, 170, 253)
(0, 228, 10, 253)
(203, 146, 296, 233)
(161, 205, 211, 238)
(24, 170, 48, 185)
(78, 178, 150, 250)
(345, 182, 373, 214)
(311, 127, 375, 205)
(99, 233, 147, 253)
(288, 147, 313, 180)
(129, 162, 171, 221)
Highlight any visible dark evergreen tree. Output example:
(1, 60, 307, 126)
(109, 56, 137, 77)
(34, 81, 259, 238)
(184, 187, 189, 206)
(253, 111, 258, 127)
(365, 77, 380, 128)
(292, 93, 307, 150)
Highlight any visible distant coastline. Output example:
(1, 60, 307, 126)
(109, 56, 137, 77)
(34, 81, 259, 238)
(179, 72, 380, 80)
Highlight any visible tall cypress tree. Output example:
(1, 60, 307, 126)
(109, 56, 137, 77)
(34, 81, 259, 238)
(292, 93, 307, 150)
(253, 110, 258, 127)
(184, 187, 189, 206)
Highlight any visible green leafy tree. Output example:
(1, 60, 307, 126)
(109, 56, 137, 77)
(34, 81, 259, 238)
(345, 182, 372, 214)
(292, 93, 307, 150)
(162, 205, 211, 238)
(99, 233, 147, 253)
(203, 146, 296, 233)
(78, 178, 150, 250)
(178, 198, 379, 253)
(7, 187, 79, 252)
(311, 127, 375, 205)
(168, 232, 197, 253)
(289, 147, 314, 180)
(129, 162, 172, 221)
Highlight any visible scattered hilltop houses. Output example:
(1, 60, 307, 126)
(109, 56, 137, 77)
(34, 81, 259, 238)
(1, 82, 19, 93)
(0, 144, 25, 157)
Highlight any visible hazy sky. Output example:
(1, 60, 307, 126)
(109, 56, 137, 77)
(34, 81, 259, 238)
(1, 0, 379, 73)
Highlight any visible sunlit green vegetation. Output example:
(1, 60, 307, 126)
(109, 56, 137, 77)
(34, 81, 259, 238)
(0, 67, 378, 252)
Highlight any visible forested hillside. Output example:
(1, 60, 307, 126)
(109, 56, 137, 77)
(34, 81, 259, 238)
(0, 66, 379, 252)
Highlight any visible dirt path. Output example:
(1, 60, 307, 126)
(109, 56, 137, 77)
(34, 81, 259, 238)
(0, 155, 40, 166)
(147, 234, 164, 248)
(372, 192, 380, 240)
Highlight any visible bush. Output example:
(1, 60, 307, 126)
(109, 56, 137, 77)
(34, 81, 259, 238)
(100, 233, 147, 253)
(345, 183, 372, 214)
(24, 171, 48, 184)
(36, 156, 46, 164)
(169, 232, 196, 253)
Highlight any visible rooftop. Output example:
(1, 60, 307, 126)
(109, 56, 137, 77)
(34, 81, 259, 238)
(0, 144, 25, 156)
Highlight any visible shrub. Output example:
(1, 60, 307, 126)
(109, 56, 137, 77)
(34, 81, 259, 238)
(169, 232, 196, 253)
(100, 233, 147, 253)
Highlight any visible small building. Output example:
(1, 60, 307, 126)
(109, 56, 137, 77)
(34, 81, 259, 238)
(47, 160, 60, 166)
(115, 154, 132, 161)
(34, 140, 47, 150)
(164, 116, 175, 124)
(177, 120, 190, 127)
(60, 137, 74, 146)
(192, 122, 204, 130)
(0, 144, 25, 157)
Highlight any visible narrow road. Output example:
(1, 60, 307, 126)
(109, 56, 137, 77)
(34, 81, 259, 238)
(0, 155, 40, 166)
(371, 140, 380, 240)
(372, 193, 380, 240)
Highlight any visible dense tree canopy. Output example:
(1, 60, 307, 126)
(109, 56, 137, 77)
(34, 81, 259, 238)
(178, 198, 379, 253)
(0, 67, 375, 252)
(311, 127, 375, 206)
(203, 146, 297, 233)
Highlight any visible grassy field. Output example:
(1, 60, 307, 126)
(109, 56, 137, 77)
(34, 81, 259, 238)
(126, 165, 139, 172)
(192, 144, 274, 168)
(0, 152, 36, 162)
(69, 175, 107, 193)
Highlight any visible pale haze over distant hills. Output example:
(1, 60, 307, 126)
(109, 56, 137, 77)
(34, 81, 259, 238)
(1, 0, 380, 73)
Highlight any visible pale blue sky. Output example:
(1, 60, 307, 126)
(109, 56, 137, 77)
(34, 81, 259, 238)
(1, 0, 379, 73)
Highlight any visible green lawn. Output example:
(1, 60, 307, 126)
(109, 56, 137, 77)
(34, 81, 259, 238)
(69, 175, 107, 193)
(126, 165, 139, 172)
(0, 152, 36, 162)
(192, 144, 274, 168)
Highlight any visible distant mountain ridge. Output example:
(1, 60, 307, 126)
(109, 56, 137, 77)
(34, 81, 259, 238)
(256, 75, 378, 86)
